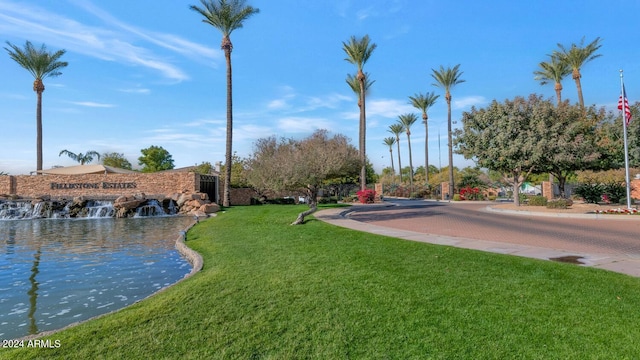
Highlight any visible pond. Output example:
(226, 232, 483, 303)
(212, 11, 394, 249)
(0, 216, 194, 340)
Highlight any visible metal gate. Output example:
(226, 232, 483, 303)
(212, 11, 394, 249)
(199, 174, 219, 204)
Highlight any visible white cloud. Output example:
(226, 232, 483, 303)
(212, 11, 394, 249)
(68, 101, 115, 108)
(367, 98, 415, 118)
(453, 96, 487, 109)
(277, 117, 334, 133)
(0, 0, 215, 81)
(267, 98, 290, 110)
(184, 118, 225, 127)
(118, 87, 150, 94)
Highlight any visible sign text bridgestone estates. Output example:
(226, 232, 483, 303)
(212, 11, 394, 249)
(50, 182, 137, 190)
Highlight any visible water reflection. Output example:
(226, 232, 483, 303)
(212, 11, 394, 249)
(28, 247, 41, 334)
(0, 216, 194, 340)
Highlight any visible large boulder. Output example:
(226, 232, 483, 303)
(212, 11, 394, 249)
(199, 203, 220, 214)
(114, 195, 146, 211)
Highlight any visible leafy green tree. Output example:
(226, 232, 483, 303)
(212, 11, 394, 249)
(190, 0, 260, 207)
(388, 123, 405, 183)
(102, 152, 133, 170)
(246, 130, 359, 224)
(59, 150, 100, 165)
(538, 101, 602, 197)
(454, 95, 547, 206)
(138, 146, 175, 173)
(534, 54, 571, 106)
(342, 34, 376, 191)
(397, 113, 419, 190)
(554, 37, 602, 108)
(596, 102, 640, 169)
(458, 167, 487, 189)
(194, 161, 214, 175)
(427, 166, 461, 193)
(432, 64, 465, 198)
(219, 153, 250, 187)
(383, 137, 396, 174)
(409, 92, 439, 183)
(4, 41, 68, 172)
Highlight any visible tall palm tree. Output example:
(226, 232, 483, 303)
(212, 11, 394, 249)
(190, 0, 259, 207)
(388, 123, 405, 183)
(554, 37, 602, 108)
(59, 150, 101, 165)
(4, 41, 67, 173)
(382, 137, 396, 174)
(534, 54, 571, 106)
(408, 92, 439, 183)
(432, 64, 465, 199)
(397, 114, 419, 192)
(342, 35, 376, 191)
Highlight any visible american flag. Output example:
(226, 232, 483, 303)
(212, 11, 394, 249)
(618, 84, 632, 126)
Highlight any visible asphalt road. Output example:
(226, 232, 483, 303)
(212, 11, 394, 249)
(346, 199, 640, 257)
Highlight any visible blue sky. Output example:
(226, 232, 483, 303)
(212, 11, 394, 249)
(1, 0, 639, 175)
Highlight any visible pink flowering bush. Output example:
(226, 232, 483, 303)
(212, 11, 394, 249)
(356, 189, 376, 204)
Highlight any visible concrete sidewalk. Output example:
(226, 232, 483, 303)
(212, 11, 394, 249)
(314, 207, 640, 278)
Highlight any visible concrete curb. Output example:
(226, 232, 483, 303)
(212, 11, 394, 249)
(484, 205, 640, 220)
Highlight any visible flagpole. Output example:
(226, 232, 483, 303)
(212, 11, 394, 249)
(620, 70, 632, 209)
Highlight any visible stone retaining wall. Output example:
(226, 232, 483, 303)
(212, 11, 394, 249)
(1, 172, 199, 199)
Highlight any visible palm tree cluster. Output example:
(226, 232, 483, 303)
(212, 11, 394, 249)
(383, 37, 602, 199)
(384, 65, 462, 198)
(534, 37, 602, 108)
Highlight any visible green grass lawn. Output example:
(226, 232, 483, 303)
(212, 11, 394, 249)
(5, 204, 640, 359)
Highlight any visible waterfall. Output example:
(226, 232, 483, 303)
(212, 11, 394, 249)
(86, 200, 116, 218)
(134, 199, 167, 217)
(0, 201, 34, 220)
(1, 198, 178, 220)
(166, 200, 178, 215)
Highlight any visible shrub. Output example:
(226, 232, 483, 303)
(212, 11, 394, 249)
(547, 198, 573, 209)
(452, 194, 461, 201)
(264, 197, 296, 205)
(356, 189, 376, 204)
(519, 193, 529, 204)
(528, 195, 548, 206)
(602, 181, 626, 204)
(318, 197, 338, 204)
(574, 182, 603, 204)
(459, 186, 483, 201)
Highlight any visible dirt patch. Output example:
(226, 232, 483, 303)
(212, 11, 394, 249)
(550, 255, 585, 264)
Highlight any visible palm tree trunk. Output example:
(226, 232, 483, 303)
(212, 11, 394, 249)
(396, 138, 402, 183)
(389, 149, 394, 174)
(447, 97, 454, 198)
(573, 70, 584, 108)
(223, 48, 233, 207)
(424, 122, 429, 183)
(359, 79, 367, 191)
(36, 91, 43, 172)
(554, 82, 562, 107)
(407, 134, 414, 195)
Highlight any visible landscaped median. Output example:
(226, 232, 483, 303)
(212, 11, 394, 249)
(5, 204, 640, 358)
